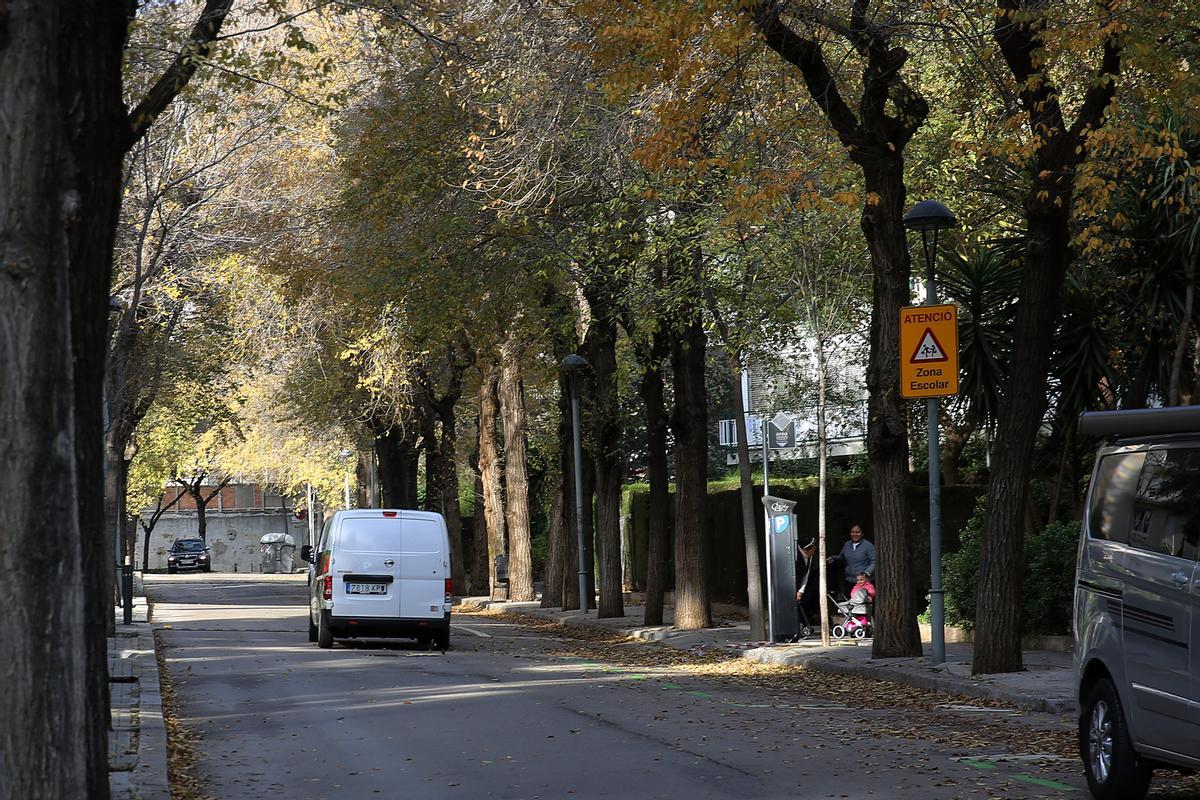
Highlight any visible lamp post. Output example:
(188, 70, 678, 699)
(339, 449, 353, 509)
(904, 199, 957, 664)
(561, 353, 590, 613)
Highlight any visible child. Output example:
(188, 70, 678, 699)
(847, 572, 875, 629)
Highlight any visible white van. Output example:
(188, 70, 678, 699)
(301, 509, 452, 650)
(1075, 408, 1200, 799)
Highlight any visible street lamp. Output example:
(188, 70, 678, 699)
(561, 353, 590, 613)
(904, 199, 957, 664)
(339, 449, 353, 509)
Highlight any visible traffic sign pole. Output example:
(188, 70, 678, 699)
(924, 261, 946, 665)
(904, 201, 957, 665)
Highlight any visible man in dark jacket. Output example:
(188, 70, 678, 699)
(794, 539, 818, 626)
(828, 524, 875, 597)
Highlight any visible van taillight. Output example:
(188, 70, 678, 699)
(444, 578, 453, 603)
(382, 511, 397, 517)
(323, 575, 332, 600)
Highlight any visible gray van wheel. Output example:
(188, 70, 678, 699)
(1080, 678, 1150, 800)
(317, 610, 334, 649)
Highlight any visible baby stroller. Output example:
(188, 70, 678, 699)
(830, 593, 872, 640)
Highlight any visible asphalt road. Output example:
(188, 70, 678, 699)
(145, 575, 1198, 800)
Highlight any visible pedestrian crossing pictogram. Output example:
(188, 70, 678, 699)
(909, 328, 949, 363)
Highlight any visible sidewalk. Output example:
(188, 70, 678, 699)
(466, 598, 1076, 715)
(109, 574, 169, 800)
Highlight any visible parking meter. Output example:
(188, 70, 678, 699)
(761, 495, 798, 641)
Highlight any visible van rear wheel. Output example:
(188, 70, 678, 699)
(307, 613, 318, 643)
(1080, 677, 1151, 800)
(317, 610, 334, 649)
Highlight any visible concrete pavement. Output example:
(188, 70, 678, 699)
(471, 599, 1077, 715)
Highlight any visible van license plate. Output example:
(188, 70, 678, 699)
(347, 583, 387, 594)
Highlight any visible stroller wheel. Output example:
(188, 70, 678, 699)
(854, 627, 867, 639)
(832, 625, 845, 639)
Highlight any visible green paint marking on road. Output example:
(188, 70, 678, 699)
(1012, 774, 1077, 791)
(602, 668, 625, 673)
(687, 690, 712, 698)
(959, 760, 997, 769)
(660, 682, 685, 689)
(627, 675, 647, 680)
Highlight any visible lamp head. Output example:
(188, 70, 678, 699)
(903, 200, 957, 232)
(561, 353, 589, 372)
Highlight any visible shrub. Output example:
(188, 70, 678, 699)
(942, 496, 1081, 636)
(943, 497, 985, 629)
(1023, 520, 1081, 635)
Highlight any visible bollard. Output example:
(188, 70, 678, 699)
(122, 559, 134, 625)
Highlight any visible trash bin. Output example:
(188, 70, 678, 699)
(260, 533, 296, 574)
(494, 554, 509, 585)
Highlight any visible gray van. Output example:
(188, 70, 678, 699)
(1075, 408, 1200, 799)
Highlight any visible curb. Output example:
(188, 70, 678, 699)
(130, 623, 170, 800)
(742, 650, 1074, 715)
(481, 602, 1073, 716)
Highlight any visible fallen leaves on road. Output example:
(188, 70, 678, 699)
(468, 610, 1077, 760)
(154, 630, 213, 800)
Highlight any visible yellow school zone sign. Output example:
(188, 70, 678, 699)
(900, 304, 959, 399)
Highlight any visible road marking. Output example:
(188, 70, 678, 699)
(1011, 774, 1077, 791)
(959, 760, 997, 769)
(451, 624, 492, 638)
(958, 754, 1073, 763)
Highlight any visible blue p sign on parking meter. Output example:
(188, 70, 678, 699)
(762, 495, 798, 641)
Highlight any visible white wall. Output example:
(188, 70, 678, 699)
(139, 510, 309, 573)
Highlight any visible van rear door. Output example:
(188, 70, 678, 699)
(396, 515, 447, 620)
(1121, 447, 1200, 755)
(332, 515, 405, 620)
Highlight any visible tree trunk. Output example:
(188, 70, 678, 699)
(470, 452, 489, 596)
(586, 316, 625, 618)
(422, 409, 440, 513)
(640, 332, 671, 627)
(815, 333, 833, 646)
(670, 251, 712, 629)
(192, 485, 209, 543)
(140, 490, 183, 571)
(861, 159, 922, 659)
(558, 377, 582, 611)
(498, 342, 534, 602)
(1047, 422, 1074, 525)
(940, 416, 976, 487)
(478, 364, 508, 600)
(974, 208, 1072, 674)
(1169, 247, 1198, 405)
(728, 356, 765, 640)
(437, 411, 467, 595)
(0, 5, 108, 789)
(374, 423, 420, 509)
(541, 470, 565, 608)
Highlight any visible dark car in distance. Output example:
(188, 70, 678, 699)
(167, 539, 211, 574)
